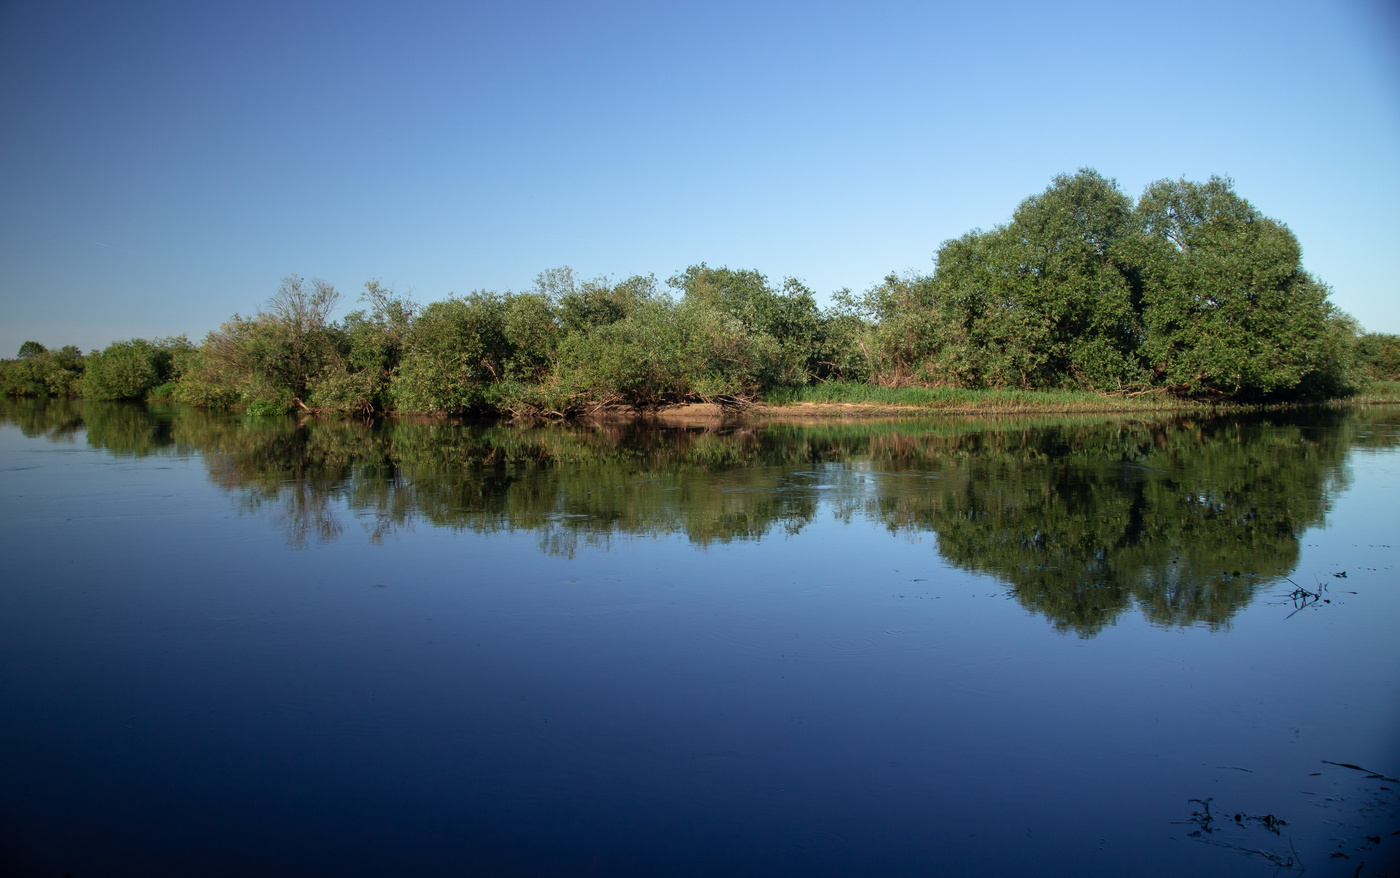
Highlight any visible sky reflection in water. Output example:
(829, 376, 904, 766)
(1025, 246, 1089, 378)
(0, 401, 1397, 877)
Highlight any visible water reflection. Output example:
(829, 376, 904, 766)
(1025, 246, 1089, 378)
(5, 398, 1394, 636)
(861, 420, 1361, 634)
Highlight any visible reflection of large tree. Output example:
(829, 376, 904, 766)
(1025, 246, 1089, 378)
(5, 399, 1391, 634)
(864, 416, 1356, 635)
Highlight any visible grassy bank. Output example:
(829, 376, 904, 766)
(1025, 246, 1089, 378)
(1349, 380, 1400, 404)
(758, 380, 1400, 418)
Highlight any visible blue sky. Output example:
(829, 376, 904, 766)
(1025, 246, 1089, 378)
(2, 0, 1397, 356)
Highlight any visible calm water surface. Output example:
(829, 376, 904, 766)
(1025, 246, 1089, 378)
(1, 401, 1397, 877)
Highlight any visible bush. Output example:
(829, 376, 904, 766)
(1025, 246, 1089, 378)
(0, 343, 85, 398)
(669, 264, 830, 385)
(553, 298, 780, 408)
(392, 293, 514, 414)
(172, 276, 340, 409)
(146, 381, 180, 401)
(84, 339, 172, 400)
(308, 281, 417, 415)
(1358, 333, 1400, 381)
(543, 268, 657, 336)
(246, 396, 293, 417)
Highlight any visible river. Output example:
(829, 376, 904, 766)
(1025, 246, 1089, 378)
(1, 400, 1396, 876)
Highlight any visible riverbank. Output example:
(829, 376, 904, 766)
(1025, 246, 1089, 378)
(645, 380, 1400, 424)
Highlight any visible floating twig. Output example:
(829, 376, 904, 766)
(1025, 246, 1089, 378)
(1232, 811, 1287, 834)
(1322, 760, 1400, 783)
(1283, 577, 1329, 619)
(1194, 835, 1304, 872)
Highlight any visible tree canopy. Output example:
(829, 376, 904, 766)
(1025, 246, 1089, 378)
(844, 170, 1360, 400)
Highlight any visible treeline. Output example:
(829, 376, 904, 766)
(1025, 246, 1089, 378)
(5, 170, 1400, 414)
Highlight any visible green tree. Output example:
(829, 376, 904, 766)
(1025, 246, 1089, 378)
(175, 275, 342, 411)
(546, 268, 657, 336)
(840, 270, 956, 386)
(669, 264, 827, 385)
(309, 281, 416, 415)
(927, 169, 1143, 390)
(552, 296, 778, 409)
(259, 274, 342, 402)
(1, 343, 85, 398)
(83, 338, 187, 400)
(1357, 332, 1400, 380)
(1132, 176, 1343, 398)
(392, 293, 514, 414)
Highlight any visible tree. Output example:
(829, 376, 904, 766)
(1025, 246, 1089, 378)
(309, 281, 417, 415)
(172, 276, 342, 411)
(260, 274, 341, 401)
(1, 343, 84, 398)
(84, 339, 163, 400)
(546, 268, 657, 336)
(927, 169, 1142, 389)
(1358, 333, 1400, 380)
(392, 293, 514, 414)
(669, 264, 827, 385)
(1133, 177, 1339, 397)
(832, 272, 944, 386)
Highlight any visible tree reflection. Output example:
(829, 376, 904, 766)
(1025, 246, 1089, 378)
(4, 399, 1393, 634)
(862, 416, 1358, 634)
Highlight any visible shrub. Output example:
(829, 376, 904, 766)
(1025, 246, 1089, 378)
(172, 276, 340, 408)
(392, 293, 513, 414)
(1, 343, 85, 398)
(1358, 333, 1400, 381)
(84, 339, 165, 400)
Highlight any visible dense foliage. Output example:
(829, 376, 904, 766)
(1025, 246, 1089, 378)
(837, 170, 1363, 399)
(83, 337, 193, 400)
(0, 342, 85, 398)
(1357, 332, 1400, 380)
(3, 171, 1390, 412)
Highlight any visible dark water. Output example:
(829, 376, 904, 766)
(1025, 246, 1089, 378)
(1, 400, 1397, 877)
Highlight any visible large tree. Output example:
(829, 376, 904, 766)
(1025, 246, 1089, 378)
(1132, 176, 1337, 397)
(928, 169, 1143, 389)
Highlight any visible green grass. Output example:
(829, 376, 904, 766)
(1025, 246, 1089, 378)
(761, 379, 1400, 417)
(145, 381, 179, 402)
(1353, 380, 1400, 403)
(761, 381, 1190, 412)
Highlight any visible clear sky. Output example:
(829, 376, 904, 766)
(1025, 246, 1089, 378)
(2, 0, 1397, 356)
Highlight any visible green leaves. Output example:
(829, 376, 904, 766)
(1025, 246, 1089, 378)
(1134, 177, 1344, 397)
(83, 340, 161, 400)
(0, 343, 85, 398)
(855, 170, 1355, 399)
